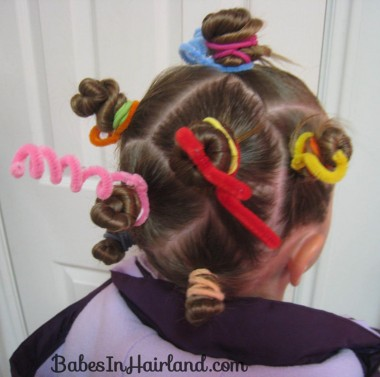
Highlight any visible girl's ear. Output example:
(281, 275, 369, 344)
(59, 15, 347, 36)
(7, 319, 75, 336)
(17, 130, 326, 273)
(286, 199, 333, 287)
(287, 232, 326, 287)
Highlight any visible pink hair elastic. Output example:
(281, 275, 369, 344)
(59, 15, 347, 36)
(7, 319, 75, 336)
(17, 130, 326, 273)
(205, 35, 258, 63)
(10, 144, 150, 226)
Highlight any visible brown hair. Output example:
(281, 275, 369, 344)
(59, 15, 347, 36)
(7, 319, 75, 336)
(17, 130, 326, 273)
(71, 8, 352, 326)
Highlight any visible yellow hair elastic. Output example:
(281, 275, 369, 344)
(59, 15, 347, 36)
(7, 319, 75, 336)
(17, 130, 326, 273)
(203, 117, 239, 174)
(291, 132, 348, 184)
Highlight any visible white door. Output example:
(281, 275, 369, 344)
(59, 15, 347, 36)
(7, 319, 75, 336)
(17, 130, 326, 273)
(1, 1, 379, 375)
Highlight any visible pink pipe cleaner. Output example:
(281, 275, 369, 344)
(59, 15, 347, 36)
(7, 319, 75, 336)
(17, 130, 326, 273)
(10, 144, 150, 226)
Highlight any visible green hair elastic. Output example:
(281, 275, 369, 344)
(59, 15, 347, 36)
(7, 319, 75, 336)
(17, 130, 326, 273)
(113, 101, 133, 130)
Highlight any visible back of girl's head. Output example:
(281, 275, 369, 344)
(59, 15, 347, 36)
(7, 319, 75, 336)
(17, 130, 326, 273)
(71, 8, 352, 326)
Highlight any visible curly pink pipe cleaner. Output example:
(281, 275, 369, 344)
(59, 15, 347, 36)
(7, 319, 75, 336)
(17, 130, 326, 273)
(10, 144, 150, 226)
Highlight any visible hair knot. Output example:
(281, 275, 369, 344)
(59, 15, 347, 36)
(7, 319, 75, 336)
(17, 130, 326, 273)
(187, 268, 225, 302)
(185, 268, 225, 326)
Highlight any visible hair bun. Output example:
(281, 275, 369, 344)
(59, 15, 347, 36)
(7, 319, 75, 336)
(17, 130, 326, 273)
(90, 185, 140, 232)
(185, 269, 225, 326)
(170, 120, 233, 189)
(71, 78, 127, 132)
(92, 238, 125, 265)
(319, 126, 353, 166)
(201, 8, 271, 67)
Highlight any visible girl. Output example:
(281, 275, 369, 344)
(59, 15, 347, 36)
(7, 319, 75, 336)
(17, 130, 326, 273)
(10, 7, 380, 377)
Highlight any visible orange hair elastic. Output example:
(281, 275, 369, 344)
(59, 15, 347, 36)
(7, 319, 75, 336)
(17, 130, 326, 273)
(187, 269, 225, 302)
(89, 100, 139, 147)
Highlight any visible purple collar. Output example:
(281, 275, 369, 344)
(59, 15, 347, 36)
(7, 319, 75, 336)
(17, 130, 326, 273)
(111, 266, 380, 374)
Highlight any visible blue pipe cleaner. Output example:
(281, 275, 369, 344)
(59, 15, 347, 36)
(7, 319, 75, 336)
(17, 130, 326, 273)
(179, 29, 254, 73)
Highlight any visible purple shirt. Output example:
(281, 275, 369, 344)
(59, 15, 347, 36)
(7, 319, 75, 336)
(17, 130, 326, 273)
(10, 247, 380, 376)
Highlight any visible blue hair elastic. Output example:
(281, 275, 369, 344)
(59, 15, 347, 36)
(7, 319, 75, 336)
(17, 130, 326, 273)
(104, 231, 134, 251)
(179, 29, 254, 73)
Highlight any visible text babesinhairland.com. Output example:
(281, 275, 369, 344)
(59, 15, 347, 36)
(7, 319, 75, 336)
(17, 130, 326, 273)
(49, 353, 249, 374)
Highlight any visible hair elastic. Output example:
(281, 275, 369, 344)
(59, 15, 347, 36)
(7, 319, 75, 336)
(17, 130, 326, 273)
(205, 35, 258, 64)
(179, 29, 254, 73)
(203, 117, 239, 174)
(175, 127, 281, 249)
(10, 144, 150, 225)
(89, 100, 139, 147)
(187, 269, 225, 302)
(113, 101, 133, 129)
(291, 132, 349, 184)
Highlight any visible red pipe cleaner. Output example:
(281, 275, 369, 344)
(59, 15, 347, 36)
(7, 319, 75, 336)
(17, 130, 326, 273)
(175, 127, 281, 249)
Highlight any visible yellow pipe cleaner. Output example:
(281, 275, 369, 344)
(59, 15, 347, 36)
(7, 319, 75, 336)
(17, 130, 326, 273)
(203, 117, 239, 174)
(291, 132, 348, 184)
